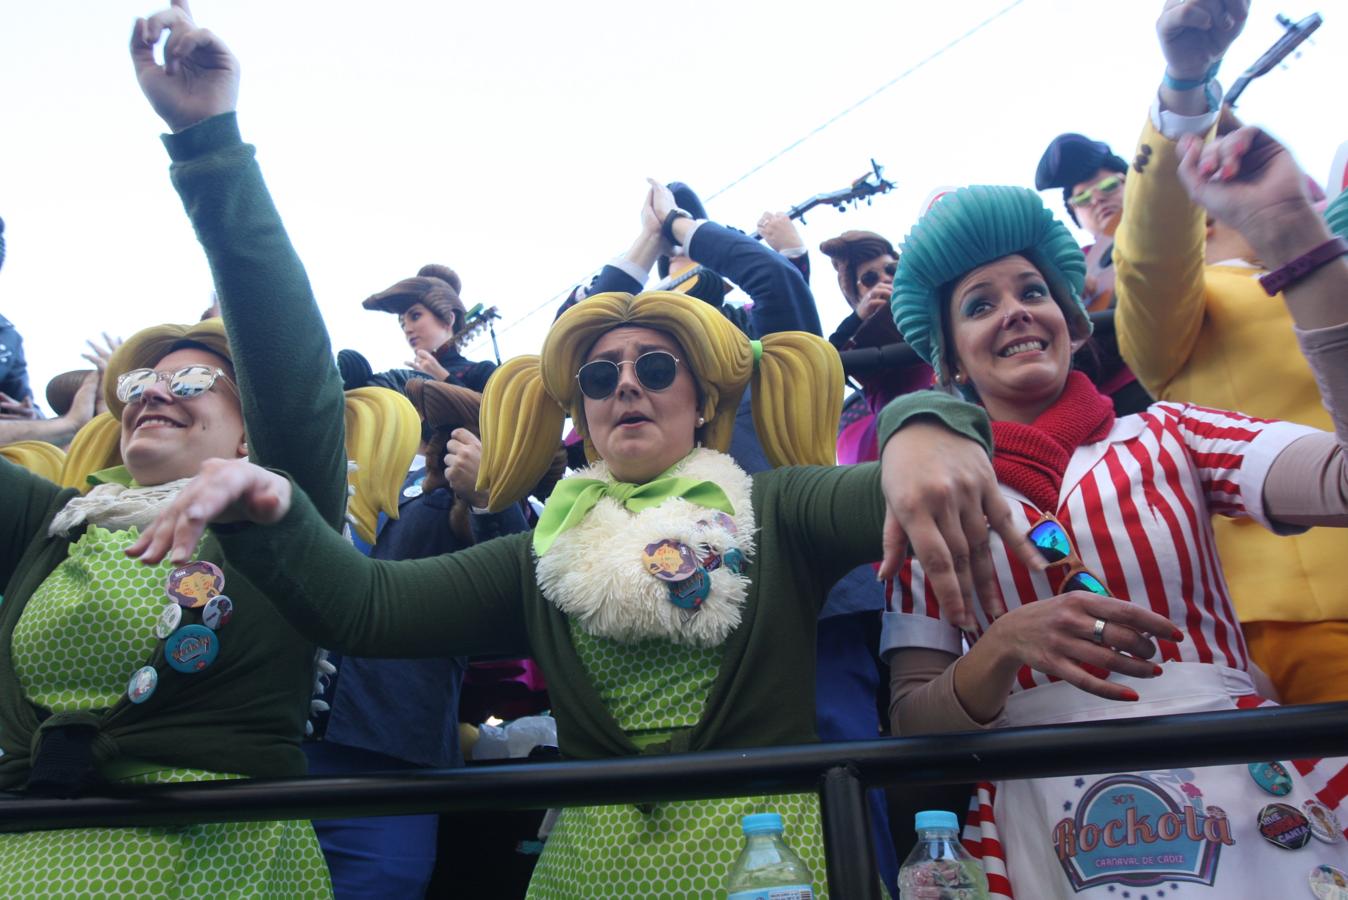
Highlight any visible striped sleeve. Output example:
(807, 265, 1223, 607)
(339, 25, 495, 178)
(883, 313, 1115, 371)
(1163, 402, 1320, 534)
(879, 563, 964, 660)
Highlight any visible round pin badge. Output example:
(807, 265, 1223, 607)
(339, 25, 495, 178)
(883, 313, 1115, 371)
(166, 560, 225, 609)
(164, 624, 220, 674)
(126, 666, 159, 704)
(1257, 802, 1312, 850)
(668, 567, 711, 610)
(402, 480, 424, 499)
(1310, 864, 1348, 900)
(201, 594, 234, 631)
(1249, 761, 1294, 796)
(712, 512, 737, 535)
(642, 539, 698, 582)
(1304, 799, 1344, 844)
(153, 603, 183, 640)
(722, 548, 746, 575)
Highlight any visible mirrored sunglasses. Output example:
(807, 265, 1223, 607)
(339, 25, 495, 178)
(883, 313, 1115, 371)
(116, 365, 233, 404)
(1068, 175, 1124, 208)
(575, 351, 681, 401)
(858, 262, 898, 290)
(1027, 514, 1111, 597)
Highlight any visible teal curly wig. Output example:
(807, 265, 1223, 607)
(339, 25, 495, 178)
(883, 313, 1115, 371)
(1326, 189, 1348, 242)
(891, 185, 1092, 383)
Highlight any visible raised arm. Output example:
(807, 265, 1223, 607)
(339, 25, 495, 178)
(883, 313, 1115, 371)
(1112, 0, 1248, 397)
(131, 1, 347, 527)
(655, 185, 822, 337)
(1174, 125, 1348, 526)
(554, 183, 663, 319)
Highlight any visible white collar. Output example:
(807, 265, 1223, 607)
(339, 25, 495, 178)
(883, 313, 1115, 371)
(534, 448, 756, 647)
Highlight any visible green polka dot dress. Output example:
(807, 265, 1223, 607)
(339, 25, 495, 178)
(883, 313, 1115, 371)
(0, 525, 332, 898)
(525, 626, 827, 899)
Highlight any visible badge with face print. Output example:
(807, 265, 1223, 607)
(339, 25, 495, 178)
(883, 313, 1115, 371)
(165, 624, 220, 674)
(1248, 761, 1294, 796)
(154, 603, 183, 640)
(1304, 800, 1344, 844)
(1310, 864, 1348, 899)
(127, 666, 159, 704)
(166, 561, 225, 609)
(642, 539, 699, 583)
(1257, 802, 1312, 850)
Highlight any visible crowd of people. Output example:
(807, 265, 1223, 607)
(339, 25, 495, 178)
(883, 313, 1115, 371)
(2, 0, 1348, 898)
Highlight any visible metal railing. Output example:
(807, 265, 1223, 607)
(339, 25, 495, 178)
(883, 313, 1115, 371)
(4, 702, 1348, 899)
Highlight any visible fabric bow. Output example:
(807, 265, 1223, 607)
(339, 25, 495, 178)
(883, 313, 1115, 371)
(533, 470, 735, 556)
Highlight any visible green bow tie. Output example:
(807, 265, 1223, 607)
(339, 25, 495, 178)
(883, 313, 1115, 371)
(533, 468, 735, 556)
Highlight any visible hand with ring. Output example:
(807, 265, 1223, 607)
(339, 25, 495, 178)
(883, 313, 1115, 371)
(957, 592, 1184, 707)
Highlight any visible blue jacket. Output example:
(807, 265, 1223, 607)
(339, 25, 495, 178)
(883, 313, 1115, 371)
(315, 471, 529, 767)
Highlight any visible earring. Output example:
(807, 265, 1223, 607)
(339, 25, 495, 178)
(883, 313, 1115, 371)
(953, 371, 967, 386)
(696, 416, 706, 427)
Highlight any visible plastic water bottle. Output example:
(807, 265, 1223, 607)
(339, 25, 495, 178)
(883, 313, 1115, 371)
(897, 810, 989, 899)
(724, 812, 816, 900)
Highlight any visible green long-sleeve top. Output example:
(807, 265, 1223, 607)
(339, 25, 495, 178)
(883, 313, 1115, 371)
(0, 113, 347, 787)
(216, 393, 990, 760)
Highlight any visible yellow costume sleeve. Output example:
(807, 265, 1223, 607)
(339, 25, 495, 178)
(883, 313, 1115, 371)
(1113, 117, 1216, 399)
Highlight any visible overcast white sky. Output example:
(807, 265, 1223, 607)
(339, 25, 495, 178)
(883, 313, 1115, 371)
(3, 0, 1344, 404)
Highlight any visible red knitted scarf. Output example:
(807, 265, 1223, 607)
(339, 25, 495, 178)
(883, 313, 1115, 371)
(990, 371, 1116, 511)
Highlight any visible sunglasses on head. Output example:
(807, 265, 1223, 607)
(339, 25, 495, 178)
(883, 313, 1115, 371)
(116, 364, 234, 405)
(1026, 513, 1111, 596)
(858, 262, 898, 290)
(1068, 175, 1124, 209)
(576, 350, 682, 400)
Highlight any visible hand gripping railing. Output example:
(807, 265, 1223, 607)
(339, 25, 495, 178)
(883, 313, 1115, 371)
(4, 703, 1348, 899)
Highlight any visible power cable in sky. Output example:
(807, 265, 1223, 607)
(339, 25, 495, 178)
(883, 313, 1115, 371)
(705, 0, 1030, 202)
(474, 0, 1031, 349)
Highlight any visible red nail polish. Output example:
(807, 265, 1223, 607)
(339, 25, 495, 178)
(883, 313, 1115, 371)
(1171, 630, 1184, 642)
(1152, 665, 1163, 677)
(1120, 688, 1140, 702)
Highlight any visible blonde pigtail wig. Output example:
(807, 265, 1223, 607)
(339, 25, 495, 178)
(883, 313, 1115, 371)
(343, 387, 422, 545)
(479, 355, 566, 512)
(478, 291, 845, 509)
(59, 413, 123, 491)
(751, 331, 843, 467)
(0, 440, 68, 484)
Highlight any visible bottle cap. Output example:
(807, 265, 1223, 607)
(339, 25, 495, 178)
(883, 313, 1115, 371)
(915, 810, 960, 832)
(742, 812, 785, 835)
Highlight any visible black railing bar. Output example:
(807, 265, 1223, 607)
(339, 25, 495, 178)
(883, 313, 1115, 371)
(3, 703, 1346, 833)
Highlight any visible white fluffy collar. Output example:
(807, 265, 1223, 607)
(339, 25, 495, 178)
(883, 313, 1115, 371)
(535, 448, 755, 647)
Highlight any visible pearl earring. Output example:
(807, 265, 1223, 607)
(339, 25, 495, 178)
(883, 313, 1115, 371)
(696, 416, 706, 427)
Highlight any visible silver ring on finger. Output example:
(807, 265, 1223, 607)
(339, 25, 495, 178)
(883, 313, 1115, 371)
(1092, 617, 1108, 645)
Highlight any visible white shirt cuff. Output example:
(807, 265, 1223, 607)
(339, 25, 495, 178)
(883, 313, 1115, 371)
(1150, 82, 1222, 140)
(608, 256, 651, 286)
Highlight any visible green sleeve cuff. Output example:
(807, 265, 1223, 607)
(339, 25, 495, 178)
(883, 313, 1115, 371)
(876, 389, 993, 458)
(161, 111, 243, 163)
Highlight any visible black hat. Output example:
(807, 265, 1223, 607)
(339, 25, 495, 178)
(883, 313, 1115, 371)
(1035, 134, 1128, 225)
(666, 182, 709, 220)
